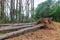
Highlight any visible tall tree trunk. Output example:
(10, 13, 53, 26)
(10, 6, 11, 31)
(4, 0, 9, 23)
(0, 0, 1, 10)
(10, 0, 15, 23)
(0, 0, 1, 20)
(16, 0, 18, 23)
(13, 0, 15, 23)
(0, 0, 5, 21)
(25, 0, 29, 22)
(19, 0, 22, 23)
(30, 0, 34, 18)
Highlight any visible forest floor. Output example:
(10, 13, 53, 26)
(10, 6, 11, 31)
(6, 21, 60, 40)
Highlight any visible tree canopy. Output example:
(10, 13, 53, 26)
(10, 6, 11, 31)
(34, 0, 60, 22)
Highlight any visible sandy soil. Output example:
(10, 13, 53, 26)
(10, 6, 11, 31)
(6, 21, 60, 40)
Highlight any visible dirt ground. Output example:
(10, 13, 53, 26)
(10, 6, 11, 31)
(6, 29, 58, 40)
(6, 21, 60, 40)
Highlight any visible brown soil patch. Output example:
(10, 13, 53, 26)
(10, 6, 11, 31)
(6, 29, 58, 40)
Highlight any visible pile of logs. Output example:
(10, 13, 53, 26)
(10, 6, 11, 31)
(0, 22, 44, 40)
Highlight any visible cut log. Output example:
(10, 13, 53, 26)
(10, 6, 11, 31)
(0, 22, 36, 26)
(0, 24, 44, 40)
(0, 25, 35, 31)
(0, 24, 35, 28)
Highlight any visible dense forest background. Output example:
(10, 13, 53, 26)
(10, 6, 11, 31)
(0, 0, 60, 24)
(34, 0, 60, 22)
(0, 0, 34, 23)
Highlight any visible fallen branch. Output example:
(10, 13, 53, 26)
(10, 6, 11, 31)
(0, 25, 35, 31)
(0, 24, 44, 40)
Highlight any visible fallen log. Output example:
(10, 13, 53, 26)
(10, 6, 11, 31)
(0, 25, 35, 32)
(0, 22, 36, 26)
(0, 24, 44, 40)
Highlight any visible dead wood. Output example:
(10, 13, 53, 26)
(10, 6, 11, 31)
(0, 22, 36, 27)
(0, 24, 44, 40)
(0, 25, 35, 32)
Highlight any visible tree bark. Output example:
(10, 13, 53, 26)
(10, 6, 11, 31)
(25, 0, 29, 22)
(0, 25, 35, 31)
(19, 0, 22, 22)
(16, 0, 18, 23)
(0, 22, 36, 26)
(0, 0, 5, 20)
(30, 0, 34, 18)
(0, 24, 44, 40)
(10, 0, 15, 23)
